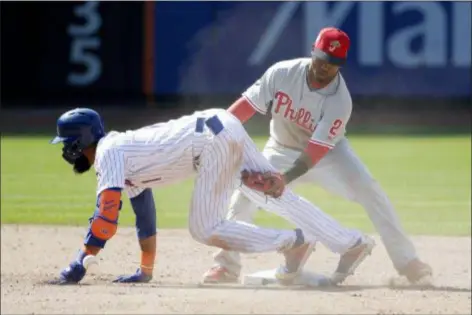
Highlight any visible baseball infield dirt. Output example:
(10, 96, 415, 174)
(1, 225, 470, 314)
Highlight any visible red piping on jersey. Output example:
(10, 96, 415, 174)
(309, 139, 334, 149)
(305, 141, 331, 165)
(227, 97, 257, 123)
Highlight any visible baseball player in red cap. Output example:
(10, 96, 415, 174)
(202, 27, 433, 285)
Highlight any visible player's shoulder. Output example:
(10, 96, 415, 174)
(95, 131, 125, 164)
(337, 74, 352, 103)
(319, 75, 353, 116)
(328, 74, 352, 104)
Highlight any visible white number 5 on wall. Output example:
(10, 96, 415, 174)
(67, 1, 102, 86)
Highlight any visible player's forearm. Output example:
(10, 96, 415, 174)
(83, 189, 123, 253)
(283, 142, 331, 184)
(139, 235, 157, 276)
(129, 189, 158, 275)
(282, 152, 312, 184)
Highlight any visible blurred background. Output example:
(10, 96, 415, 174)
(1, 1, 470, 233)
(1, 1, 470, 134)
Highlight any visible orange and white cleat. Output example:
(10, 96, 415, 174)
(201, 266, 239, 284)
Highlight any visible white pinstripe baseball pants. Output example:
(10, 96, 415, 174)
(188, 110, 361, 254)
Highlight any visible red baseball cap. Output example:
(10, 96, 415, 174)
(311, 27, 350, 66)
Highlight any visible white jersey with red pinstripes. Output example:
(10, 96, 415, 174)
(93, 110, 214, 199)
(242, 58, 352, 151)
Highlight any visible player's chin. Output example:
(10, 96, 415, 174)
(314, 75, 328, 84)
(73, 155, 92, 174)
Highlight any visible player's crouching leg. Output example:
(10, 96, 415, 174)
(188, 212, 307, 257)
(202, 191, 259, 284)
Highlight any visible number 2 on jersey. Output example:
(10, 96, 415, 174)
(329, 119, 343, 137)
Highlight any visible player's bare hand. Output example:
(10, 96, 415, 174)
(241, 170, 286, 198)
(113, 268, 153, 283)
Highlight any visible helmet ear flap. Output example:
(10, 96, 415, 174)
(78, 125, 97, 149)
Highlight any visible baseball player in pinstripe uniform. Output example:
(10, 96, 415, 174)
(49, 106, 374, 285)
(202, 27, 432, 285)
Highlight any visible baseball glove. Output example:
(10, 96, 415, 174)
(241, 170, 286, 198)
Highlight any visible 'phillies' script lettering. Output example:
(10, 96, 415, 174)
(274, 91, 315, 132)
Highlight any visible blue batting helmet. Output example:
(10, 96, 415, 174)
(50, 108, 106, 164)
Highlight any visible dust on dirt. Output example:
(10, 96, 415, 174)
(1, 225, 470, 314)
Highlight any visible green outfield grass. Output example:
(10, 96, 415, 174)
(1, 135, 470, 236)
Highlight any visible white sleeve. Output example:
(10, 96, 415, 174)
(95, 148, 126, 195)
(241, 64, 278, 115)
(309, 92, 352, 149)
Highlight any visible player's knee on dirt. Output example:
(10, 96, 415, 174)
(130, 189, 157, 239)
(188, 223, 208, 244)
(188, 218, 219, 246)
(84, 189, 122, 247)
(188, 220, 234, 250)
(206, 235, 232, 250)
(190, 231, 230, 250)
